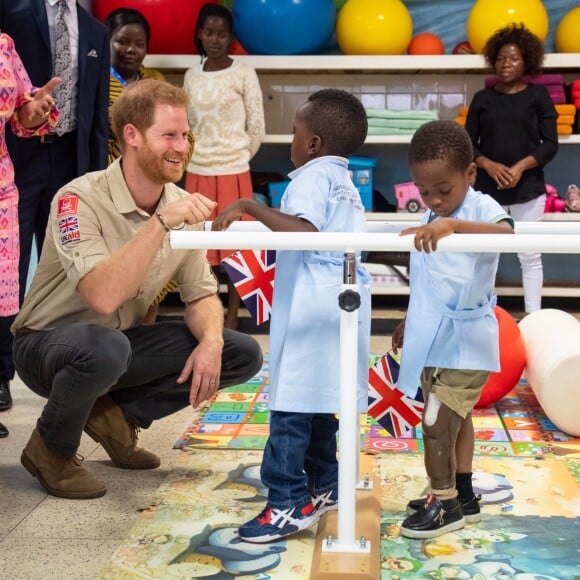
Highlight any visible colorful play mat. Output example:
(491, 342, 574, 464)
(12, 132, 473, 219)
(174, 358, 577, 460)
(99, 359, 580, 579)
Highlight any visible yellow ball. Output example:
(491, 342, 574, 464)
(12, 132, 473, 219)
(556, 7, 580, 53)
(466, 0, 548, 54)
(336, 0, 413, 55)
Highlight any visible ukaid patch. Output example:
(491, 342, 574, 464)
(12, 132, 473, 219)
(57, 193, 80, 245)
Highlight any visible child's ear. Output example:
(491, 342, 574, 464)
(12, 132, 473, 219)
(309, 134, 322, 154)
(467, 162, 477, 186)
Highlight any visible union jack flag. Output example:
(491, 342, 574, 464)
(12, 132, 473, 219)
(58, 215, 80, 245)
(58, 215, 79, 233)
(368, 352, 424, 438)
(222, 249, 276, 325)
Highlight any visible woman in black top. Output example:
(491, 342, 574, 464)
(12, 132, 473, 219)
(465, 24, 558, 313)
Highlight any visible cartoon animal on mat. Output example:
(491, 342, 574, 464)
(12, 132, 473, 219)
(472, 471, 514, 504)
(214, 463, 267, 502)
(427, 553, 561, 579)
(168, 524, 286, 578)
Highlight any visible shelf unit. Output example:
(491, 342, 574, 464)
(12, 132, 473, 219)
(146, 53, 580, 145)
(146, 53, 580, 299)
(144, 53, 580, 73)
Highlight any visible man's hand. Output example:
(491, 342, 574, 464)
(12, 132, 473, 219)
(177, 338, 223, 408)
(158, 193, 217, 230)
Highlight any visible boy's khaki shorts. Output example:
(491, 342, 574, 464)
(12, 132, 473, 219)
(420, 367, 490, 419)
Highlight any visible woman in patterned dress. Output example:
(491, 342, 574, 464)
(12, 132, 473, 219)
(0, 32, 59, 437)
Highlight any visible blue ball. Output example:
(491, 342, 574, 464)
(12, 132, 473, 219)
(233, 0, 336, 55)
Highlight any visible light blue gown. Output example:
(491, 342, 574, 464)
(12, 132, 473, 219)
(268, 156, 371, 414)
(398, 187, 513, 396)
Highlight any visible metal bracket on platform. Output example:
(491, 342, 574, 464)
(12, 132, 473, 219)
(356, 474, 373, 491)
(321, 534, 372, 554)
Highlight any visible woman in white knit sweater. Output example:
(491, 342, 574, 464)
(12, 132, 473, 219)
(183, 3, 265, 329)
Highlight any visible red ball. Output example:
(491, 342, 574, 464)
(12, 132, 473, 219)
(407, 33, 445, 55)
(93, 0, 219, 55)
(229, 38, 249, 56)
(452, 41, 475, 55)
(475, 306, 527, 408)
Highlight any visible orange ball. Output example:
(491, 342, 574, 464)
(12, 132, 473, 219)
(407, 33, 445, 55)
(475, 306, 527, 408)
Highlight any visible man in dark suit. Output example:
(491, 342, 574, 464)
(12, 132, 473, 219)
(0, 0, 110, 410)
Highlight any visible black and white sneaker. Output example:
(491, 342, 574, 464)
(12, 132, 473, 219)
(406, 494, 481, 523)
(400, 495, 465, 539)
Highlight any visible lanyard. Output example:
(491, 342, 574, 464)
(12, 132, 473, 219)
(110, 67, 129, 87)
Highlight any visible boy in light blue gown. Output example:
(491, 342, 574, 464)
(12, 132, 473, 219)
(392, 120, 514, 539)
(213, 89, 371, 542)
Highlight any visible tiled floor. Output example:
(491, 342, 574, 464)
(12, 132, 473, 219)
(0, 296, 577, 578)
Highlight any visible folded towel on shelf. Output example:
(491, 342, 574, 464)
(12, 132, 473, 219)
(555, 104, 576, 116)
(367, 117, 430, 129)
(557, 124, 573, 135)
(557, 114, 575, 125)
(545, 84, 567, 103)
(365, 108, 439, 120)
(367, 126, 417, 135)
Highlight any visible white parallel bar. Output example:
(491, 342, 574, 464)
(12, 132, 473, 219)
(203, 221, 580, 235)
(172, 231, 580, 254)
(366, 222, 580, 235)
(337, 284, 358, 548)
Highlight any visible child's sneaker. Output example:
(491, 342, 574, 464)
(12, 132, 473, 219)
(406, 494, 481, 523)
(400, 495, 465, 539)
(238, 501, 319, 543)
(312, 487, 338, 515)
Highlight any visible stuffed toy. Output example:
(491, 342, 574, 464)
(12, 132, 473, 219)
(566, 184, 580, 212)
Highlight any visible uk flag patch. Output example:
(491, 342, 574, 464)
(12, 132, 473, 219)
(57, 194, 80, 245)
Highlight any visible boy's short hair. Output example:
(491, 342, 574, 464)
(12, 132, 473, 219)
(303, 89, 367, 157)
(110, 79, 189, 150)
(409, 120, 473, 172)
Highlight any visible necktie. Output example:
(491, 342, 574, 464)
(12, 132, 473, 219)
(52, 0, 73, 135)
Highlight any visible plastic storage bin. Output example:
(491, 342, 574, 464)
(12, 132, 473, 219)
(347, 156, 376, 210)
(267, 156, 377, 210)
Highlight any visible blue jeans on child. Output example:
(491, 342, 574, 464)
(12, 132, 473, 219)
(261, 411, 339, 509)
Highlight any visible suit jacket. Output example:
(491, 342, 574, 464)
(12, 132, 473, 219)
(0, 0, 109, 174)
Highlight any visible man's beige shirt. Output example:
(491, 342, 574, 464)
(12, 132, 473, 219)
(12, 159, 217, 333)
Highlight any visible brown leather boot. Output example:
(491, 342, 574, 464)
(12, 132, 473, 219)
(21, 429, 106, 499)
(84, 394, 160, 469)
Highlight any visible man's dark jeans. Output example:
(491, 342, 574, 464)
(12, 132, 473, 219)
(13, 320, 263, 457)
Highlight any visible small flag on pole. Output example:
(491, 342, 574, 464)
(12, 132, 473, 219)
(368, 352, 424, 437)
(222, 249, 276, 325)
